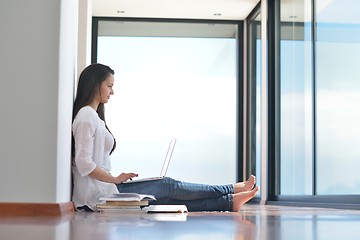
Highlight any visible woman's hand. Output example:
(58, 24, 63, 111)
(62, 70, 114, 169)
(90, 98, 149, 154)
(115, 172, 139, 184)
(88, 167, 138, 184)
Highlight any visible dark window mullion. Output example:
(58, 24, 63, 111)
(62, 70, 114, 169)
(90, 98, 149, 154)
(237, 22, 245, 183)
(312, 0, 317, 196)
(267, 0, 281, 200)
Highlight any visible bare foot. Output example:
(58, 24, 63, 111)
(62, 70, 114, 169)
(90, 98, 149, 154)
(232, 186, 259, 212)
(234, 175, 256, 193)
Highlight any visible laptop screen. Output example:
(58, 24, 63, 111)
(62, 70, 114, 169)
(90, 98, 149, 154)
(160, 138, 176, 177)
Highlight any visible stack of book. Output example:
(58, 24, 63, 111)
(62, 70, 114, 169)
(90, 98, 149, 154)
(96, 193, 189, 215)
(96, 193, 156, 212)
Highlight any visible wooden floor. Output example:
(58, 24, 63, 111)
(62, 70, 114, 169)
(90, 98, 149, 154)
(1, 204, 360, 240)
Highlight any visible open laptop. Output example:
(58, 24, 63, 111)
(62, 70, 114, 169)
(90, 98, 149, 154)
(122, 139, 176, 183)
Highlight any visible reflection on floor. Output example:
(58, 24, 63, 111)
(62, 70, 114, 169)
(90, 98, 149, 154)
(1, 204, 360, 240)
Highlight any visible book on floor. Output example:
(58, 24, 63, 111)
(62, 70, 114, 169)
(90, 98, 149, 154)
(97, 203, 188, 214)
(96, 204, 144, 211)
(97, 193, 187, 214)
(96, 193, 156, 211)
(143, 205, 188, 213)
(99, 193, 156, 202)
(100, 199, 150, 206)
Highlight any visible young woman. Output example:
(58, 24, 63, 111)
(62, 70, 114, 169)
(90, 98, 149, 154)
(72, 63, 259, 212)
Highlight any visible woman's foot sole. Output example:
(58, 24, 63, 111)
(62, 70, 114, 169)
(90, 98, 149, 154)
(232, 186, 259, 212)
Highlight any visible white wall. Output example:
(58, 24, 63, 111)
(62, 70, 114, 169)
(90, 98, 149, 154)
(0, 0, 77, 203)
(77, 0, 92, 78)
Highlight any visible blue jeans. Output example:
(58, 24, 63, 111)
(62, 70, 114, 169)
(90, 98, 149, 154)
(116, 177, 234, 211)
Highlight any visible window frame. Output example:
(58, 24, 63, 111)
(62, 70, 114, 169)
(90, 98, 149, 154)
(91, 16, 245, 182)
(265, 0, 360, 209)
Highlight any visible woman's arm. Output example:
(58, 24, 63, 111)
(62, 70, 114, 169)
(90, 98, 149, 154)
(89, 166, 138, 184)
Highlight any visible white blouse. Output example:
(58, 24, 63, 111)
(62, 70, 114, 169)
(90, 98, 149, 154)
(72, 106, 119, 211)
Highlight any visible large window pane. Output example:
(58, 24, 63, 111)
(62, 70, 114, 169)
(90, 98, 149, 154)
(316, 0, 360, 194)
(96, 21, 238, 185)
(280, 0, 313, 195)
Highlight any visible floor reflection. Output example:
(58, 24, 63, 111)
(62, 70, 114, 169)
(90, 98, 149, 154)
(70, 211, 257, 240)
(241, 205, 360, 240)
(1, 205, 360, 240)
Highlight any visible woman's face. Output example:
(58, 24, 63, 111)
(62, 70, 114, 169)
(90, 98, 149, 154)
(98, 74, 114, 104)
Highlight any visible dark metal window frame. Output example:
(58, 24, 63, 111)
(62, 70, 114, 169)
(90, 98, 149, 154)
(265, 0, 360, 209)
(91, 16, 245, 182)
(245, 3, 261, 181)
(244, 3, 262, 204)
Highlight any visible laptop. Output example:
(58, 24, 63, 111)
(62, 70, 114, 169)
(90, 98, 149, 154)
(122, 139, 176, 183)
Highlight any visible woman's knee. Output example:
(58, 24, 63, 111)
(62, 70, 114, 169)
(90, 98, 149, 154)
(162, 177, 181, 186)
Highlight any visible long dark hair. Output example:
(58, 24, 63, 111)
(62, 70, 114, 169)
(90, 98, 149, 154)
(72, 63, 116, 157)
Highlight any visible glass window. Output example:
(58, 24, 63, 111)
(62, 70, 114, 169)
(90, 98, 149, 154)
(96, 21, 238, 185)
(280, 0, 313, 195)
(316, 0, 360, 194)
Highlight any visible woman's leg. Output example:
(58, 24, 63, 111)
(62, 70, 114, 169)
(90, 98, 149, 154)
(153, 186, 259, 212)
(117, 177, 234, 201)
(153, 195, 233, 212)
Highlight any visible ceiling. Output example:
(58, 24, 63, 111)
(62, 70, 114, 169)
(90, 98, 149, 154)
(92, 0, 260, 21)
